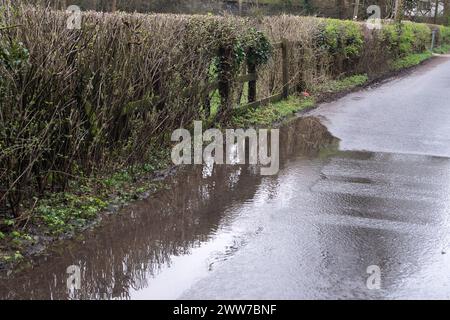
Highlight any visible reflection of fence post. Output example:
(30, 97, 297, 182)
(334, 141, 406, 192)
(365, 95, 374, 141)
(247, 56, 257, 103)
(281, 39, 290, 99)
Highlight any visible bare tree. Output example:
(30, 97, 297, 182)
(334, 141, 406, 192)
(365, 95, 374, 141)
(434, 0, 440, 24)
(445, 0, 450, 24)
(337, 0, 346, 19)
(395, 0, 404, 22)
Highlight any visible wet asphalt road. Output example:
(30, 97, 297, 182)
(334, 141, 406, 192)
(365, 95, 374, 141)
(1, 56, 450, 300)
(182, 55, 450, 299)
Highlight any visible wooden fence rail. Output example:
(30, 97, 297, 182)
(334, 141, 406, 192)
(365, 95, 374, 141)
(215, 38, 297, 113)
(146, 39, 299, 118)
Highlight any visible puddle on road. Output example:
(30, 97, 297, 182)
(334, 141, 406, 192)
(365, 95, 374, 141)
(0, 117, 340, 300)
(2, 115, 450, 299)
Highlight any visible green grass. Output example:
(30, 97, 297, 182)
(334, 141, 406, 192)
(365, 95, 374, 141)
(231, 95, 315, 127)
(391, 51, 433, 70)
(208, 83, 250, 121)
(433, 44, 450, 54)
(230, 74, 370, 128)
(313, 74, 369, 94)
(33, 150, 170, 236)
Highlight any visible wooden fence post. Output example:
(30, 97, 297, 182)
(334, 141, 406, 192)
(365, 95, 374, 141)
(247, 56, 257, 103)
(281, 38, 290, 99)
(431, 29, 437, 51)
(218, 46, 233, 120)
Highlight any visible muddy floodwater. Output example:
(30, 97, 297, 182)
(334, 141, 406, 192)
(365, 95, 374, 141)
(1, 114, 449, 299)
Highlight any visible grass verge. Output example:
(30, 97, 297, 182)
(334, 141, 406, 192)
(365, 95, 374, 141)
(231, 96, 315, 128)
(391, 51, 433, 70)
(312, 74, 369, 94)
(433, 44, 450, 54)
(231, 73, 369, 128)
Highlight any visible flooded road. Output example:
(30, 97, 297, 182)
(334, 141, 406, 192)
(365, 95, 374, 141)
(1, 56, 450, 300)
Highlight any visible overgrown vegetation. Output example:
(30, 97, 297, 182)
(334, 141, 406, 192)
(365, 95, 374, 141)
(319, 19, 364, 59)
(2, 0, 450, 265)
(381, 21, 432, 57)
(33, 157, 168, 236)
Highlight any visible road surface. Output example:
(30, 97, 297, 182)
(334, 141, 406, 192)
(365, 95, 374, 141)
(1, 56, 450, 300)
